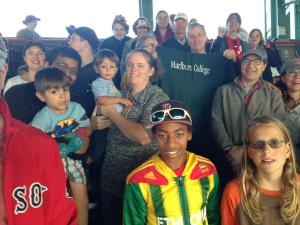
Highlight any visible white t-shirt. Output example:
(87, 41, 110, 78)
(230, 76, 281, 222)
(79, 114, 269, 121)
(3, 76, 27, 95)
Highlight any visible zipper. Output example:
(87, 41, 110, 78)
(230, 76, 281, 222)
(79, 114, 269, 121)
(176, 176, 190, 225)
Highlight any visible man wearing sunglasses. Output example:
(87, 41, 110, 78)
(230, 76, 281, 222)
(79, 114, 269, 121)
(123, 100, 220, 225)
(211, 46, 287, 175)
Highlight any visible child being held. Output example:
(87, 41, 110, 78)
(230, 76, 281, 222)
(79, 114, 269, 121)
(89, 49, 131, 163)
(92, 49, 131, 113)
(31, 67, 89, 225)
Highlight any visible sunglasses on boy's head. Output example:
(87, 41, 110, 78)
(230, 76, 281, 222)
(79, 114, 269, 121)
(246, 138, 287, 150)
(150, 108, 192, 124)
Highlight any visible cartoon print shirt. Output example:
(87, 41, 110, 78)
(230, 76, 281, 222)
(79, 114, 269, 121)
(30, 101, 90, 136)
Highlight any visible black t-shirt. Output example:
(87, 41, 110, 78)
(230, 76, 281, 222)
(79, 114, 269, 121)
(3, 80, 84, 124)
(70, 63, 99, 118)
(4, 67, 98, 123)
(99, 35, 131, 61)
(4, 82, 45, 123)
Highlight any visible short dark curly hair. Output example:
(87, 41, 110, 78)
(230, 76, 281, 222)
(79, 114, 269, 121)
(112, 15, 129, 34)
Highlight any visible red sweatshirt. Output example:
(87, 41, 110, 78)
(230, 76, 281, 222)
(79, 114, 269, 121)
(0, 98, 77, 225)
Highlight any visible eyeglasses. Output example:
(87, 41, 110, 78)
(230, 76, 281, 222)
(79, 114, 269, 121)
(150, 108, 192, 124)
(242, 58, 263, 66)
(247, 139, 286, 150)
(286, 71, 300, 78)
(55, 62, 78, 75)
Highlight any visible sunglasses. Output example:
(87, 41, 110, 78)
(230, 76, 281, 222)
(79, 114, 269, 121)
(247, 139, 286, 150)
(150, 108, 192, 124)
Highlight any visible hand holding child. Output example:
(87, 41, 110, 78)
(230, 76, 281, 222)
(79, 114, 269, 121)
(119, 97, 132, 108)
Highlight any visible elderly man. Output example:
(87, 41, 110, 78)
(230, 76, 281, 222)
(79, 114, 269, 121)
(16, 15, 41, 39)
(0, 37, 77, 224)
(186, 22, 208, 54)
(163, 13, 191, 52)
(211, 46, 287, 173)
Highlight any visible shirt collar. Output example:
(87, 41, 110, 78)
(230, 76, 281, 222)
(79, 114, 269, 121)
(236, 76, 263, 89)
(127, 83, 152, 105)
(175, 36, 187, 45)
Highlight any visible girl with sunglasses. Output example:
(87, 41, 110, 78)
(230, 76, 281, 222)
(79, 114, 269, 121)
(222, 116, 300, 225)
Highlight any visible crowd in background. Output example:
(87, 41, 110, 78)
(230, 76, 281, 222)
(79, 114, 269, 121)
(1, 9, 300, 225)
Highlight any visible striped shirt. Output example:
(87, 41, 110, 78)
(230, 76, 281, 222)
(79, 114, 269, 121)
(100, 84, 169, 197)
(123, 152, 220, 225)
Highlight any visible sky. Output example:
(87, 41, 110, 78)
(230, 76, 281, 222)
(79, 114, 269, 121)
(1, 0, 265, 40)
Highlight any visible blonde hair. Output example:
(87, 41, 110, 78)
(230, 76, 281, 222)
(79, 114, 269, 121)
(241, 116, 300, 224)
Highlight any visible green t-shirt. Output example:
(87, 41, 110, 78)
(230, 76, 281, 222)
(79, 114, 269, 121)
(157, 46, 236, 153)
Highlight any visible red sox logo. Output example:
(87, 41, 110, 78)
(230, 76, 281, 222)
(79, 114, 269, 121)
(12, 182, 48, 215)
(161, 102, 171, 110)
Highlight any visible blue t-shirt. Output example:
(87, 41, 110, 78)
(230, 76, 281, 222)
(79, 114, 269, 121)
(91, 77, 123, 113)
(30, 101, 90, 134)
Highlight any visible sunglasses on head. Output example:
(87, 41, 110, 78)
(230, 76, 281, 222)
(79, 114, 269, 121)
(150, 108, 192, 124)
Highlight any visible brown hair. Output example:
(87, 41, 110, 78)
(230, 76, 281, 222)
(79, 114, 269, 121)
(126, 48, 163, 82)
(226, 12, 242, 26)
(248, 28, 265, 46)
(94, 49, 119, 67)
(241, 116, 300, 224)
(112, 15, 129, 34)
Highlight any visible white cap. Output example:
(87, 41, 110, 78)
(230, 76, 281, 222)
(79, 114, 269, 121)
(174, 13, 188, 21)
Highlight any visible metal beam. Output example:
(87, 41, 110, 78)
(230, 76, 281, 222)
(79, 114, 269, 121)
(139, 0, 154, 29)
(295, 0, 300, 39)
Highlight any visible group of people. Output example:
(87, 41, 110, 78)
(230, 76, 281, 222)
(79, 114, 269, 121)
(1, 9, 300, 225)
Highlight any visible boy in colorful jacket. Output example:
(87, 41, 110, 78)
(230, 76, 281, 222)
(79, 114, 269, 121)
(123, 100, 220, 225)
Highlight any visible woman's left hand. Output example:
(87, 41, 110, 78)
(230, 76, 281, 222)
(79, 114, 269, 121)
(100, 104, 117, 116)
(91, 107, 112, 130)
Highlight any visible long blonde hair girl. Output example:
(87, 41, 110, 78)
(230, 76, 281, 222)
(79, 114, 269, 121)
(241, 116, 300, 224)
